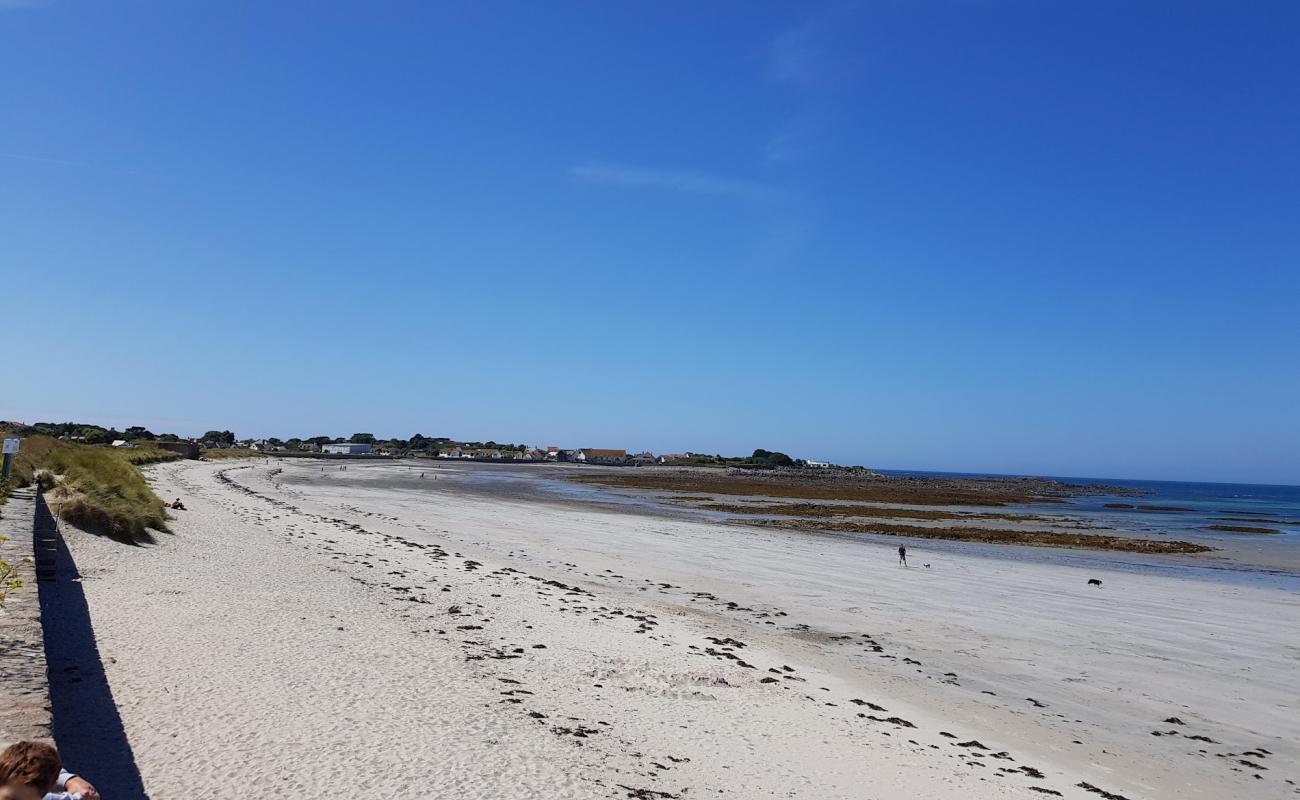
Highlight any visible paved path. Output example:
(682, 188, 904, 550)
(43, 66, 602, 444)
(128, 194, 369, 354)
(0, 486, 52, 745)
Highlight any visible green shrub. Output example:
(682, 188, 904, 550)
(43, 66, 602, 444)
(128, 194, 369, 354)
(0, 434, 183, 541)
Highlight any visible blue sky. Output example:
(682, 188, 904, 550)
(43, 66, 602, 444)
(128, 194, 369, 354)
(2, 1, 1297, 484)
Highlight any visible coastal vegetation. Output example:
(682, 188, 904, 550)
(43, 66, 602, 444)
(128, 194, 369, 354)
(0, 433, 182, 541)
(572, 471, 1107, 507)
(731, 518, 1214, 554)
(7, 420, 194, 445)
(659, 449, 845, 469)
(1207, 524, 1281, 535)
(0, 535, 28, 608)
(692, 501, 1050, 523)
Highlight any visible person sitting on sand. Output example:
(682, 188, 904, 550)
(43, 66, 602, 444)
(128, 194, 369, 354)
(43, 765, 97, 800)
(898, 544, 907, 566)
(171, 498, 186, 511)
(0, 742, 100, 800)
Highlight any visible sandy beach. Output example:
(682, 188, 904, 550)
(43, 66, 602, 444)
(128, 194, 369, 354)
(50, 459, 1299, 799)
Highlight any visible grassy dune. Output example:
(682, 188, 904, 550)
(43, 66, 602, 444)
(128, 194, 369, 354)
(2, 435, 183, 541)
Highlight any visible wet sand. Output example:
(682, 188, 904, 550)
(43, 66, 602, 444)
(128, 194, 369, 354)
(58, 459, 1300, 798)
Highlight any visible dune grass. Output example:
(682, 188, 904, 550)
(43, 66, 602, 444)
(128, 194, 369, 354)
(1, 434, 183, 541)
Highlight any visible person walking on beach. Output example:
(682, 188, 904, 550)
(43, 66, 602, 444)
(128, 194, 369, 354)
(898, 545, 908, 566)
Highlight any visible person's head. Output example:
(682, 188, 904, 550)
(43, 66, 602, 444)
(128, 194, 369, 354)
(0, 741, 61, 800)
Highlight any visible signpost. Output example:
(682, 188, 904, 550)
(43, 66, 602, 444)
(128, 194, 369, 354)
(1, 437, 18, 479)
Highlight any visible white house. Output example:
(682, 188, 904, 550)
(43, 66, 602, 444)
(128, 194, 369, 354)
(805, 459, 832, 468)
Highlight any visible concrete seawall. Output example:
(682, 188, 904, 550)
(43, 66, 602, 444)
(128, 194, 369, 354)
(0, 487, 52, 745)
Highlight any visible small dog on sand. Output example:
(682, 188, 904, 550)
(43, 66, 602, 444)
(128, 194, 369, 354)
(1087, 578, 1103, 587)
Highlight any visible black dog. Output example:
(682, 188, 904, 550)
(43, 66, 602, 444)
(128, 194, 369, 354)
(1087, 578, 1103, 587)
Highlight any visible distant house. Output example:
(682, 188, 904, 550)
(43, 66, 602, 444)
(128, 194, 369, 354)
(438, 447, 462, 459)
(546, 446, 559, 461)
(658, 454, 689, 464)
(805, 459, 832, 468)
(577, 448, 627, 465)
(630, 451, 656, 465)
(322, 443, 372, 455)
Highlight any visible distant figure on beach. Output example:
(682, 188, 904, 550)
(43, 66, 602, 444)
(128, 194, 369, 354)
(171, 497, 186, 511)
(898, 545, 907, 566)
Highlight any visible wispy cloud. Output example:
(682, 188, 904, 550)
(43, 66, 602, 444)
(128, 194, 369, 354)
(0, 151, 151, 178)
(770, 16, 827, 84)
(769, 4, 865, 87)
(762, 113, 827, 165)
(0, 152, 86, 167)
(763, 6, 865, 164)
(571, 162, 774, 201)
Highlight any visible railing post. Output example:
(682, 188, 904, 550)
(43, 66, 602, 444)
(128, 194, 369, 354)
(0, 436, 17, 478)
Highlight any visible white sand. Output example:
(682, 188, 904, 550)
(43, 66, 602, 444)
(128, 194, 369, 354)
(58, 459, 1299, 799)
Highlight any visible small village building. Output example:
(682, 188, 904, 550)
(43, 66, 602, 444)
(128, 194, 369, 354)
(322, 443, 372, 455)
(805, 459, 832, 468)
(577, 448, 627, 465)
(658, 454, 689, 464)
